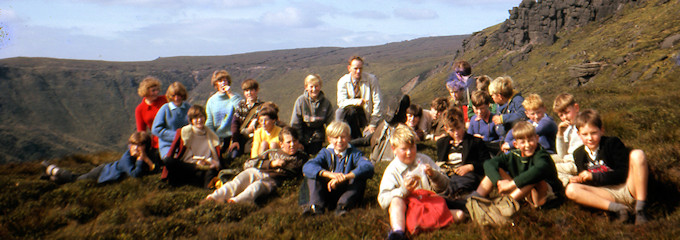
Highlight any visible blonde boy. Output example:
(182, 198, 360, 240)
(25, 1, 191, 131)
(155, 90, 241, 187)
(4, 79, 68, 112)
(379, 124, 465, 238)
(503, 94, 557, 154)
(552, 93, 583, 185)
(290, 74, 335, 155)
(469, 121, 564, 208)
(301, 121, 374, 215)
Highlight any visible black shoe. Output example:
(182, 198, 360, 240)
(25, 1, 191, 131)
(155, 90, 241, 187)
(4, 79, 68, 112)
(614, 208, 630, 224)
(386, 230, 407, 240)
(335, 208, 348, 217)
(635, 210, 648, 225)
(301, 205, 323, 216)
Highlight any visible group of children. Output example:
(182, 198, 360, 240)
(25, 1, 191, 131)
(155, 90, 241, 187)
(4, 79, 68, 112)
(40, 58, 651, 240)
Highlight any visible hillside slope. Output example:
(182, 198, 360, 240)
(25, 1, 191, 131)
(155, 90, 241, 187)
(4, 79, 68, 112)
(0, 35, 466, 163)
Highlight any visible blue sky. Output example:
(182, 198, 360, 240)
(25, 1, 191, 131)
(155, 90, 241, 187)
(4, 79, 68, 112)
(0, 0, 521, 61)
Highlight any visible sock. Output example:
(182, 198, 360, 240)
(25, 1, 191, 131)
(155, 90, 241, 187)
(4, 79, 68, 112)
(46, 165, 58, 176)
(635, 200, 646, 212)
(608, 202, 627, 212)
(469, 191, 482, 198)
(392, 227, 404, 232)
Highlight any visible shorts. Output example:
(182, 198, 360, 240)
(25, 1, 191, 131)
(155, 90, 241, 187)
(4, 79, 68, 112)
(601, 183, 635, 206)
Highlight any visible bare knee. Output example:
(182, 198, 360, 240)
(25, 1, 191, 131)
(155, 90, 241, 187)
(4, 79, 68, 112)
(565, 183, 580, 200)
(629, 149, 647, 167)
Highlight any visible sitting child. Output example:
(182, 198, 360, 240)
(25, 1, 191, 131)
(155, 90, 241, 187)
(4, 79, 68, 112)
(565, 109, 649, 225)
(203, 126, 308, 204)
(405, 104, 427, 141)
(43, 131, 162, 184)
(468, 121, 564, 209)
(552, 93, 583, 185)
(301, 121, 375, 215)
(489, 76, 526, 139)
(229, 79, 263, 158)
(446, 80, 471, 124)
(428, 97, 450, 141)
(436, 107, 490, 194)
(290, 74, 335, 155)
(164, 105, 221, 188)
(250, 107, 282, 158)
(205, 70, 241, 160)
(502, 94, 557, 154)
(379, 124, 465, 239)
(467, 90, 503, 143)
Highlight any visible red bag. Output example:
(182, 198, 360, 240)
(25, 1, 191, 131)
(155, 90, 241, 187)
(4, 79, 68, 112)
(405, 189, 454, 234)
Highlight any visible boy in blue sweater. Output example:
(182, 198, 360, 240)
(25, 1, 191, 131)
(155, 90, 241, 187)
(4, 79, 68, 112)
(205, 70, 241, 161)
(301, 121, 375, 216)
(502, 94, 557, 154)
(565, 109, 649, 225)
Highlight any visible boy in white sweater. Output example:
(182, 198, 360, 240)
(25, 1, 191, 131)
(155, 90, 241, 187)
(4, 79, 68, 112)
(378, 124, 465, 239)
(552, 93, 583, 186)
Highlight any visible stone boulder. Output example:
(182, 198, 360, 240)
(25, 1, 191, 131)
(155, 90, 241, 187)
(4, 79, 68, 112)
(568, 62, 603, 86)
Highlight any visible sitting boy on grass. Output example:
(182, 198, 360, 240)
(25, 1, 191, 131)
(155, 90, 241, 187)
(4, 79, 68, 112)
(469, 121, 564, 209)
(379, 124, 465, 239)
(301, 121, 374, 216)
(502, 94, 557, 154)
(552, 93, 583, 185)
(290, 74, 335, 155)
(489, 76, 526, 139)
(467, 90, 503, 154)
(250, 107, 282, 158)
(436, 107, 489, 194)
(427, 97, 450, 141)
(203, 126, 308, 204)
(565, 109, 649, 225)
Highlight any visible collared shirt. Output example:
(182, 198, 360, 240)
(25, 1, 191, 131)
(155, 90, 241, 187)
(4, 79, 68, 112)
(584, 146, 599, 163)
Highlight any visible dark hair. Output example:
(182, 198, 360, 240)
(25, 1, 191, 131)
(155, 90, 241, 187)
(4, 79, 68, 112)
(187, 105, 207, 121)
(129, 131, 152, 147)
(471, 90, 492, 107)
(258, 106, 278, 121)
(453, 60, 472, 76)
(575, 109, 603, 130)
(442, 106, 465, 130)
(406, 104, 423, 118)
(279, 126, 299, 141)
(431, 97, 450, 112)
(241, 78, 259, 91)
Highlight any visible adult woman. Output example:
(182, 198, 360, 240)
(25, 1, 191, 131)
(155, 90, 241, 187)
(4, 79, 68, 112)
(135, 76, 167, 149)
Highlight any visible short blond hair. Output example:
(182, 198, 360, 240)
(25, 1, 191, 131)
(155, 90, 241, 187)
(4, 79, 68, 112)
(489, 76, 515, 98)
(553, 93, 577, 113)
(166, 82, 187, 101)
(304, 74, 322, 87)
(522, 94, 545, 111)
(211, 70, 231, 89)
(511, 121, 537, 140)
(326, 121, 351, 138)
(138, 76, 161, 97)
(390, 124, 416, 147)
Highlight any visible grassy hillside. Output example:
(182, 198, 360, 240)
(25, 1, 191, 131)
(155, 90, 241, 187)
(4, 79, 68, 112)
(0, 35, 466, 163)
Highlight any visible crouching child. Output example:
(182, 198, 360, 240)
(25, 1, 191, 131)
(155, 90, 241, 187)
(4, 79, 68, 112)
(204, 126, 308, 204)
(469, 121, 564, 209)
(379, 124, 465, 239)
(301, 121, 374, 216)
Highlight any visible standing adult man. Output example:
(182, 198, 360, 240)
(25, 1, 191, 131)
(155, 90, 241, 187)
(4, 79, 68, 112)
(336, 56, 383, 139)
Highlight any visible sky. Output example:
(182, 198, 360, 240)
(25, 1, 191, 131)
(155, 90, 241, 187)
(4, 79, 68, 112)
(0, 0, 522, 62)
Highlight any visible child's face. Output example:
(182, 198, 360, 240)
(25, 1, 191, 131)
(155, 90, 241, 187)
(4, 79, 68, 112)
(514, 135, 539, 157)
(280, 134, 297, 155)
(444, 124, 465, 140)
(491, 93, 505, 105)
(128, 143, 145, 157)
(244, 88, 259, 103)
(258, 115, 275, 131)
(405, 113, 420, 128)
(392, 142, 416, 165)
(147, 86, 160, 99)
(473, 104, 490, 119)
(191, 115, 206, 129)
(170, 94, 184, 106)
(525, 108, 545, 123)
(557, 104, 579, 124)
(305, 82, 321, 100)
(430, 108, 441, 120)
(577, 123, 604, 152)
(328, 133, 350, 153)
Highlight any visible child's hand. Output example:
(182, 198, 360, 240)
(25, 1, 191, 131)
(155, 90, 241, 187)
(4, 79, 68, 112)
(325, 171, 347, 183)
(270, 159, 285, 168)
(327, 179, 339, 191)
(473, 134, 484, 139)
(497, 179, 517, 194)
(557, 121, 570, 135)
(501, 142, 511, 152)
(454, 164, 473, 176)
(570, 171, 592, 183)
(405, 175, 421, 193)
(423, 164, 435, 178)
(228, 142, 240, 152)
(492, 115, 503, 125)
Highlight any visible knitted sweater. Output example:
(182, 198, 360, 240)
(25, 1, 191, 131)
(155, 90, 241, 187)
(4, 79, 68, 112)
(573, 136, 630, 186)
(483, 147, 563, 195)
(290, 91, 334, 144)
(302, 144, 374, 180)
(377, 153, 448, 209)
(504, 114, 558, 154)
(205, 92, 242, 139)
(135, 95, 167, 148)
(97, 148, 162, 183)
(152, 102, 191, 157)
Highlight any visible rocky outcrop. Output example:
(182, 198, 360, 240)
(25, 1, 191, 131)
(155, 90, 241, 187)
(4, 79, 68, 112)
(463, 0, 635, 52)
(568, 61, 604, 85)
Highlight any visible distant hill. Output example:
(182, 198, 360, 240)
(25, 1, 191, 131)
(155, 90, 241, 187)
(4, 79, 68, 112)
(0, 35, 467, 163)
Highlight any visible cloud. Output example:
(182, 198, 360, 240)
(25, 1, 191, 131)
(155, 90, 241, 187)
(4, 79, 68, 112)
(393, 8, 438, 20)
(260, 7, 321, 28)
(349, 10, 389, 20)
(78, 0, 272, 8)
